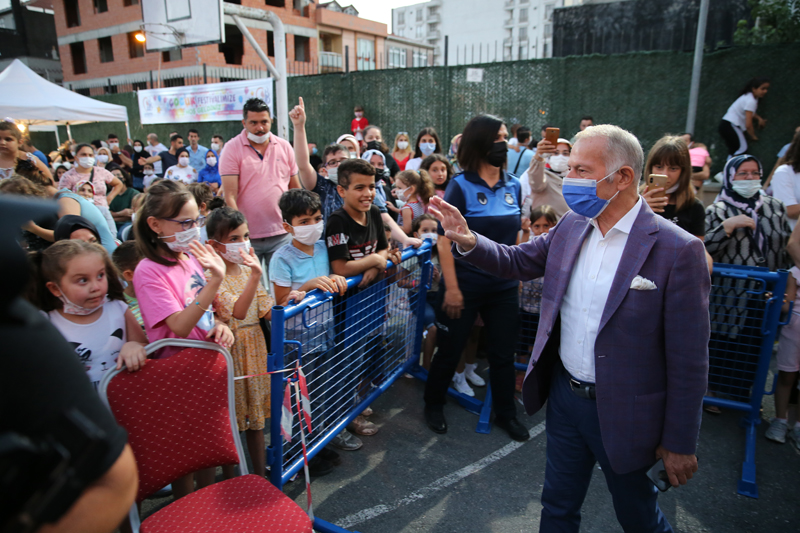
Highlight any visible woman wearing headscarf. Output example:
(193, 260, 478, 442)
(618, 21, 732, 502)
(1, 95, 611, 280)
(361, 148, 394, 218)
(197, 148, 222, 194)
(447, 134, 462, 174)
(53, 214, 102, 244)
(704, 154, 790, 411)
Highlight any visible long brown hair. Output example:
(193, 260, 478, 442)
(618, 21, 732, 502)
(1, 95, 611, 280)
(133, 180, 194, 266)
(34, 240, 124, 311)
(644, 136, 695, 212)
(784, 129, 800, 174)
(396, 169, 435, 205)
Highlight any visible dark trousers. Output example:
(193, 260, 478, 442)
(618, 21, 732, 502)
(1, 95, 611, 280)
(540, 362, 672, 533)
(423, 286, 518, 420)
(718, 119, 747, 158)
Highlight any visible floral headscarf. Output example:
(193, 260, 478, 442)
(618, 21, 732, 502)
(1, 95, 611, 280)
(716, 154, 764, 250)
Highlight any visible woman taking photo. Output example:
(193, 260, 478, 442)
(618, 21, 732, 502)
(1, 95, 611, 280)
(642, 136, 706, 238)
(525, 137, 571, 218)
(719, 77, 770, 158)
(423, 114, 527, 442)
(406, 127, 442, 172)
(392, 132, 412, 171)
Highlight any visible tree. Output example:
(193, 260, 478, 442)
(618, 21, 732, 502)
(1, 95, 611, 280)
(734, 0, 800, 45)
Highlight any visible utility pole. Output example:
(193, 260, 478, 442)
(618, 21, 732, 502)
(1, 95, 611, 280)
(685, 0, 710, 134)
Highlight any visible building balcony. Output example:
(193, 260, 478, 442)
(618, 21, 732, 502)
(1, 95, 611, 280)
(505, 0, 514, 6)
(428, 29, 441, 40)
(427, 12, 440, 24)
(319, 51, 343, 72)
(504, 18, 515, 28)
(503, 37, 512, 46)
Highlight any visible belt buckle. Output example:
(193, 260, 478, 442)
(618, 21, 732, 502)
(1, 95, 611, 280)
(569, 377, 582, 389)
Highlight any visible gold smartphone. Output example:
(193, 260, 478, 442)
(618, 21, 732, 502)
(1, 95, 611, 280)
(647, 174, 669, 199)
(544, 127, 560, 146)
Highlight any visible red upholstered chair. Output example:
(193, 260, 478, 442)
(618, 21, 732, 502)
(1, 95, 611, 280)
(99, 339, 312, 533)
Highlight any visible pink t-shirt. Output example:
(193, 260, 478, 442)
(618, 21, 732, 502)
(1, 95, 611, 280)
(59, 166, 115, 208)
(133, 255, 216, 358)
(689, 146, 710, 168)
(219, 129, 299, 239)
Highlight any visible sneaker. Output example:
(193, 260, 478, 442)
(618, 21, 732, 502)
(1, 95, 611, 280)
(452, 372, 475, 397)
(308, 455, 334, 477)
(765, 418, 788, 444)
(789, 426, 800, 451)
(330, 429, 363, 451)
(464, 364, 486, 387)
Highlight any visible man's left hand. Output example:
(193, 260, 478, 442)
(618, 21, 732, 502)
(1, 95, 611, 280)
(655, 445, 697, 487)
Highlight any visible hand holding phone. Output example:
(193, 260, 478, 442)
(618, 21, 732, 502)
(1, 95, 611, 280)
(647, 459, 671, 492)
(545, 127, 560, 147)
(647, 174, 669, 199)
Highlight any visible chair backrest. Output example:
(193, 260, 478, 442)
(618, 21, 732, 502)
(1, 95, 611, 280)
(100, 340, 244, 502)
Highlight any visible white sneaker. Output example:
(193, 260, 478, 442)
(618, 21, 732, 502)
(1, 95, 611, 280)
(789, 426, 800, 451)
(452, 372, 475, 397)
(765, 418, 788, 443)
(464, 363, 486, 387)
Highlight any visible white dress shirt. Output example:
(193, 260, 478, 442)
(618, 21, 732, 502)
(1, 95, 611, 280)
(560, 197, 643, 383)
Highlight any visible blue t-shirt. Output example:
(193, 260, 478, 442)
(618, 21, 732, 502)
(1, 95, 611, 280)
(311, 176, 388, 226)
(32, 150, 48, 166)
(439, 171, 521, 291)
(269, 240, 331, 290)
(187, 145, 208, 172)
(55, 190, 118, 254)
(507, 146, 534, 176)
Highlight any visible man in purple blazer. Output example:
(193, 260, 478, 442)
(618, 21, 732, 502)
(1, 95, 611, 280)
(430, 125, 710, 532)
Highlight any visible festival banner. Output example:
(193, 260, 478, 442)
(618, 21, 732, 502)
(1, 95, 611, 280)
(137, 78, 273, 124)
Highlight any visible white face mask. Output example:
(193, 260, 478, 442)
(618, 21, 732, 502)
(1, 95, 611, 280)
(211, 143, 220, 151)
(665, 183, 680, 194)
(178, 156, 190, 167)
(420, 232, 438, 244)
(420, 142, 436, 156)
(57, 288, 108, 316)
(398, 141, 409, 150)
(160, 226, 201, 254)
(78, 156, 95, 169)
(96, 154, 109, 164)
(109, 142, 119, 150)
(131, 212, 136, 223)
(207, 157, 217, 167)
(394, 187, 408, 201)
(247, 131, 270, 144)
(217, 240, 251, 264)
(292, 221, 324, 246)
(325, 166, 339, 184)
(143, 169, 154, 176)
(731, 179, 761, 199)
(134, 145, 143, 153)
(548, 154, 569, 173)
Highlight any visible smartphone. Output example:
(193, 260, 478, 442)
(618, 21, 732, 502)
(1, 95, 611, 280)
(647, 459, 671, 492)
(544, 127, 560, 146)
(647, 174, 669, 199)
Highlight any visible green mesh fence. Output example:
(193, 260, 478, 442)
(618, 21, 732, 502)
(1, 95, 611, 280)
(56, 43, 799, 176)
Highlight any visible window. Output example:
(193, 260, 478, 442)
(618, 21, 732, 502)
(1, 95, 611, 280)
(76, 88, 91, 96)
(416, 9, 422, 22)
(518, 46, 525, 59)
(415, 26, 423, 39)
(265, 0, 284, 6)
(132, 81, 148, 90)
(162, 48, 182, 62)
(128, 32, 144, 58)
(388, 47, 405, 68)
(64, 0, 80, 27)
(545, 4, 554, 20)
(218, 25, 243, 65)
(398, 12, 404, 25)
(543, 43, 548, 58)
(357, 38, 374, 70)
(412, 50, 427, 67)
(519, 7, 528, 23)
(544, 23, 552, 37)
(267, 31, 275, 56)
(123, 0, 138, 6)
(294, 35, 310, 62)
(104, 84, 117, 94)
(98, 37, 114, 63)
(429, 6, 438, 15)
(519, 27, 527, 40)
(93, 0, 107, 14)
(69, 41, 86, 74)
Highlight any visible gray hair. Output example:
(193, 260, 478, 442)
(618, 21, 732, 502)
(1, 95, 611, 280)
(574, 124, 643, 183)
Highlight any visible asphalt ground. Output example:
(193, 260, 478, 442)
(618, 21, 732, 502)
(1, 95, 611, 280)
(141, 362, 800, 533)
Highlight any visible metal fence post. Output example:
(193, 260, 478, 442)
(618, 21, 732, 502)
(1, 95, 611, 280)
(203, 63, 207, 84)
(268, 304, 286, 489)
(444, 35, 448, 67)
(344, 45, 349, 74)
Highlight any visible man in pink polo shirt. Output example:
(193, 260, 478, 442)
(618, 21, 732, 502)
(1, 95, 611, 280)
(220, 98, 300, 275)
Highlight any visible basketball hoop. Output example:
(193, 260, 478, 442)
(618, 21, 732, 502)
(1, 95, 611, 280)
(139, 23, 185, 49)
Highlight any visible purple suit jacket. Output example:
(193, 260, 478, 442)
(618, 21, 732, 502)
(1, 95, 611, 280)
(459, 202, 710, 474)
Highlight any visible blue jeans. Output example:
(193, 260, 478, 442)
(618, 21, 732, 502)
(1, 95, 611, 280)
(540, 362, 673, 533)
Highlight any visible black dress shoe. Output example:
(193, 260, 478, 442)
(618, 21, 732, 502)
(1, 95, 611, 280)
(319, 446, 342, 466)
(495, 417, 529, 442)
(308, 455, 334, 477)
(425, 407, 447, 434)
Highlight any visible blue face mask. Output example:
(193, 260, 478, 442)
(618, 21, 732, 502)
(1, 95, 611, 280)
(562, 170, 620, 219)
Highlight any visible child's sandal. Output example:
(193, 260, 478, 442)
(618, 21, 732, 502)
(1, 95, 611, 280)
(348, 415, 378, 436)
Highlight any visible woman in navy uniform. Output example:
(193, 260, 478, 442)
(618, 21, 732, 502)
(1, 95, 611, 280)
(424, 114, 529, 441)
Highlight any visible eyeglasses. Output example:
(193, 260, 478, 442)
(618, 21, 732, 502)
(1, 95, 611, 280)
(734, 171, 762, 179)
(326, 158, 347, 168)
(398, 132, 408, 136)
(162, 215, 206, 230)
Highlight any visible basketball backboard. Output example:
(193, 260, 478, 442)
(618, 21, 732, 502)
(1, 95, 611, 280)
(141, 0, 225, 52)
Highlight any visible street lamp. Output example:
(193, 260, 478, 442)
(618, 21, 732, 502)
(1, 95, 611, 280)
(135, 32, 146, 43)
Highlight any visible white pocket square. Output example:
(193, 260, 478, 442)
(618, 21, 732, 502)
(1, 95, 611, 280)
(630, 275, 657, 290)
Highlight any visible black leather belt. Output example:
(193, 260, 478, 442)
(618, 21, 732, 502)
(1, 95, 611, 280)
(568, 375, 596, 400)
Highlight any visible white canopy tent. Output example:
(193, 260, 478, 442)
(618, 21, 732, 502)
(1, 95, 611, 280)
(0, 59, 131, 144)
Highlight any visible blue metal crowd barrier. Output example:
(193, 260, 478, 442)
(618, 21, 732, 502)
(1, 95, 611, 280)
(267, 243, 432, 532)
(704, 263, 790, 498)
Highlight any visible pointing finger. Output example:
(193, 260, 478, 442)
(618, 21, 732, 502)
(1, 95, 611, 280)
(299, 96, 304, 108)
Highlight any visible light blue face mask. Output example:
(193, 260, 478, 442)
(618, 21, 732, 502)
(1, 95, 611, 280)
(562, 170, 620, 219)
